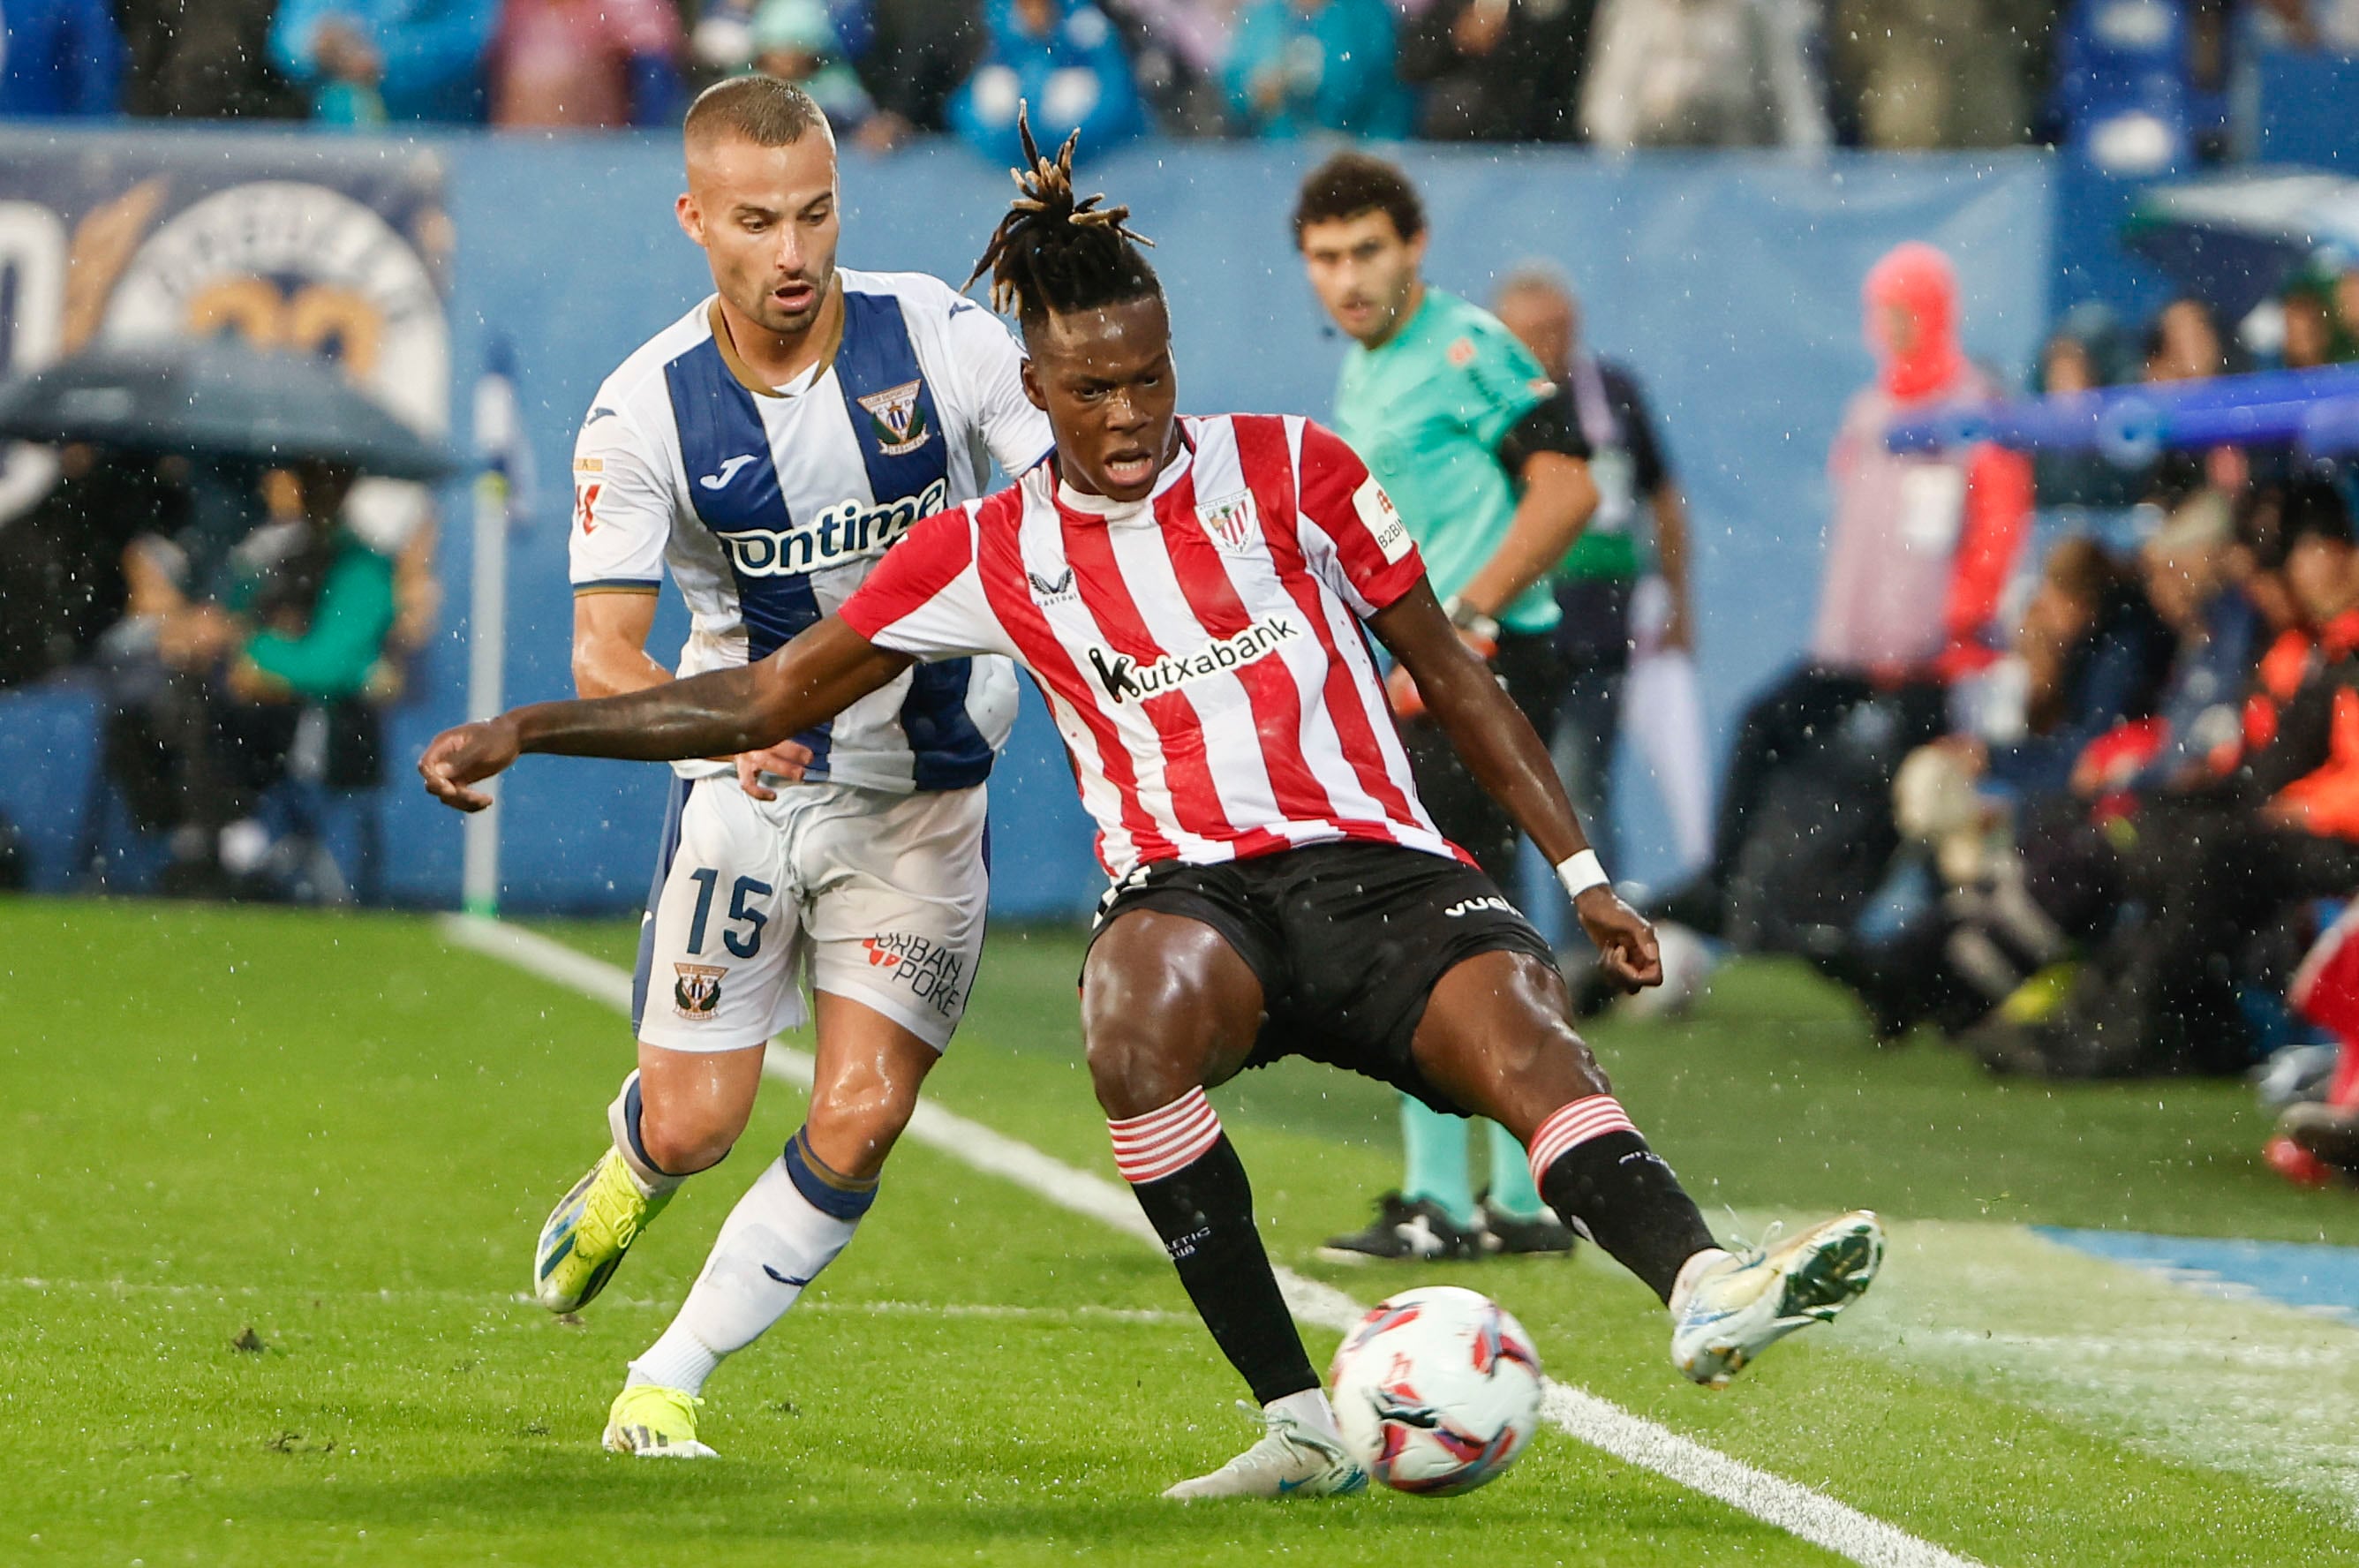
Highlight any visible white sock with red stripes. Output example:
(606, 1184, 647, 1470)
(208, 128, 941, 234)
(1108, 1086, 1225, 1184)
(1525, 1095, 1724, 1306)
(1107, 1088, 1330, 1419)
(1524, 1094, 1639, 1187)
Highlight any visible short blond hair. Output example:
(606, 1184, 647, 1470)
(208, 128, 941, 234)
(683, 74, 828, 150)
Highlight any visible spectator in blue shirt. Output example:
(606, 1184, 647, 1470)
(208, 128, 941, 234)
(693, 0, 875, 72)
(0, 0, 124, 117)
(950, 0, 1149, 165)
(752, 0, 881, 138)
(1224, 0, 1409, 139)
(270, 0, 498, 124)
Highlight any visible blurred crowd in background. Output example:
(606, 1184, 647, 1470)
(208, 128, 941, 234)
(3, 0, 2357, 162)
(1612, 235, 2359, 1183)
(0, 443, 438, 902)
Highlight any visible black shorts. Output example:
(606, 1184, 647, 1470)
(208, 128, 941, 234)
(1086, 840, 1557, 1115)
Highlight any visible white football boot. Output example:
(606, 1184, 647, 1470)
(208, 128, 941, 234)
(1670, 1210, 1885, 1389)
(1162, 1403, 1368, 1500)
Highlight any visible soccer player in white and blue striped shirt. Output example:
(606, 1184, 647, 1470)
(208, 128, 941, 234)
(536, 73, 1050, 1459)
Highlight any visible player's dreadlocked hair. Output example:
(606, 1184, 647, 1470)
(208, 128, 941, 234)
(963, 108, 1157, 332)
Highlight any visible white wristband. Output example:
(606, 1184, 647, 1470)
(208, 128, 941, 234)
(1555, 849, 1609, 900)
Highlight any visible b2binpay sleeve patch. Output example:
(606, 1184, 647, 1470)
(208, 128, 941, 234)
(1354, 478, 1413, 564)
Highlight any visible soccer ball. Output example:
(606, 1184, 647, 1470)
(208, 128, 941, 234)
(1327, 1285, 1544, 1495)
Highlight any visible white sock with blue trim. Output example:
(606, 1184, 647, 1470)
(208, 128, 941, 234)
(629, 1127, 875, 1396)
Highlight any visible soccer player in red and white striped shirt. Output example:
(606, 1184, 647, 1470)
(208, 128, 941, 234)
(421, 121, 1884, 1501)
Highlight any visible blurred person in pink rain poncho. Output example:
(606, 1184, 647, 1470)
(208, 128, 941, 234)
(489, 0, 684, 127)
(1650, 241, 2032, 951)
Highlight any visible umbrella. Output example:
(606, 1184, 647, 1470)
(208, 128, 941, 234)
(0, 337, 456, 480)
(2123, 170, 2359, 323)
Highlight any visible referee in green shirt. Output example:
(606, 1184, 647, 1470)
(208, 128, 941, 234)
(1293, 153, 1601, 1263)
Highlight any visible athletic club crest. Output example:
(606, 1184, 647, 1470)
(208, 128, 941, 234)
(1197, 493, 1258, 554)
(855, 379, 933, 456)
(673, 963, 726, 1021)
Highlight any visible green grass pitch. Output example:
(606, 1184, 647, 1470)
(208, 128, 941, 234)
(8, 897, 2359, 1564)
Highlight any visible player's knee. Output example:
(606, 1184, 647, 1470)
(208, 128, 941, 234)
(1082, 1021, 1208, 1120)
(1422, 953, 1612, 1109)
(803, 1079, 918, 1181)
(1511, 958, 1608, 1077)
(635, 1094, 742, 1177)
(1512, 999, 1611, 1095)
(1082, 969, 1209, 1115)
(1081, 917, 1257, 1118)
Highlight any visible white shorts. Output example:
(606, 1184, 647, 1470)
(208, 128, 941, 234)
(630, 776, 989, 1054)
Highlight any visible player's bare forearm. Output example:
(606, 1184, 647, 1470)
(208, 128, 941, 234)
(522, 664, 776, 760)
(572, 579, 816, 788)
(529, 618, 904, 758)
(1371, 584, 1586, 863)
(1453, 451, 1595, 617)
(572, 589, 672, 698)
(418, 617, 909, 811)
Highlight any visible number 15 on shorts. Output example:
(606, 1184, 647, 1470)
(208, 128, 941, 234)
(686, 868, 772, 958)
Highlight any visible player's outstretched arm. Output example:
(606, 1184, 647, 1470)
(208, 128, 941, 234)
(1370, 581, 1660, 989)
(417, 617, 912, 812)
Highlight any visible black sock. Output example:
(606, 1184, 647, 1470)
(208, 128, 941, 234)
(1127, 1133, 1319, 1406)
(1539, 1131, 1721, 1303)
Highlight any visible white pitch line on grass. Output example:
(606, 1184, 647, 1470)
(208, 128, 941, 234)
(0, 1276, 1189, 1324)
(443, 914, 1986, 1568)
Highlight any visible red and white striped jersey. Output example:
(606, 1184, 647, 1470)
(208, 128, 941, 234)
(838, 412, 1458, 878)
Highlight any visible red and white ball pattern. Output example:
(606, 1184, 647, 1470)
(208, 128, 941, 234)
(1328, 1285, 1544, 1496)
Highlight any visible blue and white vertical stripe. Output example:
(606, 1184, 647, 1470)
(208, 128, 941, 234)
(583, 268, 1025, 794)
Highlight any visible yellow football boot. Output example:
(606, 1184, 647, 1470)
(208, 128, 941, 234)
(533, 1148, 674, 1313)
(603, 1383, 714, 1459)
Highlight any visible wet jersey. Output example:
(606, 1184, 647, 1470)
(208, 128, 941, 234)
(569, 269, 1052, 791)
(839, 412, 1458, 878)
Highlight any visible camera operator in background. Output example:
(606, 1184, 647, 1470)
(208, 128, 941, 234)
(1810, 531, 2173, 1044)
(1818, 475, 2359, 1082)
(1991, 481, 2359, 1078)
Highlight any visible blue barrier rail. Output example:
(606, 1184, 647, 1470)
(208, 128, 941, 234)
(1888, 364, 2359, 464)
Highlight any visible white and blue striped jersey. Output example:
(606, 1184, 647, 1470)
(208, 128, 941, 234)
(569, 268, 1052, 793)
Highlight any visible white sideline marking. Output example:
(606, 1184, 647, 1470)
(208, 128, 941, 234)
(444, 914, 1986, 1568)
(0, 1276, 1188, 1323)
